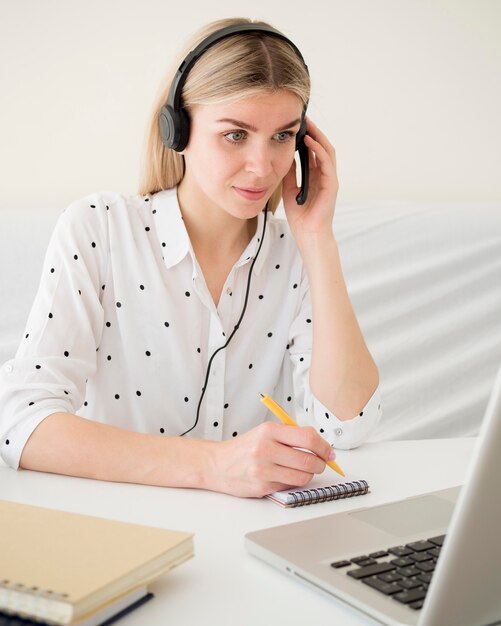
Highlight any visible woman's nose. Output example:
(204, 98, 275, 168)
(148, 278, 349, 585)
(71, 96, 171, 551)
(244, 142, 273, 177)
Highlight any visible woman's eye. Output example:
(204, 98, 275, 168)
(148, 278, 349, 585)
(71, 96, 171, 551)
(274, 131, 295, 142)
(224, 131, 247, 143)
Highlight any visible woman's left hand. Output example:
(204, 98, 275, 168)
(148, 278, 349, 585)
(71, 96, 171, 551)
(281, 117, 339, 243)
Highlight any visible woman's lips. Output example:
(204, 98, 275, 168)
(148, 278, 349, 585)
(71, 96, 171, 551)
(233, 187, 268, 201)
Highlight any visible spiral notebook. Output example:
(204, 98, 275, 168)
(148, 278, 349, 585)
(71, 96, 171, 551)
(266, 472, 370, 507)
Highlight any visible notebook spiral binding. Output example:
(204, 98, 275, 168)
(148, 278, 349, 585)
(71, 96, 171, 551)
(290, 480, 369, 507)
(0, 580, 70, 623)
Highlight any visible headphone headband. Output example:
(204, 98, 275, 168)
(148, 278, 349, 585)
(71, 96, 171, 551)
(159, 23, 309, 152)
(168, 24, 308, 111)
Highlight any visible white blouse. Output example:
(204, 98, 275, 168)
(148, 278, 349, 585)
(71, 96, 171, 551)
(0, 188, 381, 469)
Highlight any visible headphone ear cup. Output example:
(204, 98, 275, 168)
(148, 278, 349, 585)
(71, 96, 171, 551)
(159, 105, 177, 150)
(159, 105, 190, 152)
(176, 107, 190, 152)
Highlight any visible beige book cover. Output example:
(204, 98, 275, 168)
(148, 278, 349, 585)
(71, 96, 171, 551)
(0, 499, 194, 624)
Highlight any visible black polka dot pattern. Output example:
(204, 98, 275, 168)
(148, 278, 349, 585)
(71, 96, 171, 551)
(5, 189, 377, 457)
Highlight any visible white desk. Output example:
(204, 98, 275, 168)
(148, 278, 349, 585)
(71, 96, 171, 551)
(0, 438, 476, 626)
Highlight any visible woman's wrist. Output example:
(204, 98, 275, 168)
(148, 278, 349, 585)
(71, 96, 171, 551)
(153, 435, 218, 491)
(295, 231, 340, 277)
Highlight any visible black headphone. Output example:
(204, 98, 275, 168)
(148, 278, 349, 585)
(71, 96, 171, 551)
(158, 23, 310, 204)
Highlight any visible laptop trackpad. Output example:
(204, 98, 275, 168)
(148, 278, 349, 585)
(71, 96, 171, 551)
(349, 493, 455, 538)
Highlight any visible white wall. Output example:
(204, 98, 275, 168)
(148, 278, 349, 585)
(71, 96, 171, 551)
(1, 0, 499, 209)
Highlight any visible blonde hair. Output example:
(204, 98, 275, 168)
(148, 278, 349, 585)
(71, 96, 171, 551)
(139, 17, 310, 213)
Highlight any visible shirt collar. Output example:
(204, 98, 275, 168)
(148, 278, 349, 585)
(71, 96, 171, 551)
(151, 188, 191, 269)
(151, 187, 272, 274)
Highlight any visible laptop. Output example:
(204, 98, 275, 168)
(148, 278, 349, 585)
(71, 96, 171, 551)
(245, 365, 501, 626)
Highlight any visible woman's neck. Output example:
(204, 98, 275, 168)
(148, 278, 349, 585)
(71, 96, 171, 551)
(177, 183, 259, 306)
(176, 183, 258, 259)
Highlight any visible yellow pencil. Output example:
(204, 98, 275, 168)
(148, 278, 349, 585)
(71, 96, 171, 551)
(260, 393, 345, 477)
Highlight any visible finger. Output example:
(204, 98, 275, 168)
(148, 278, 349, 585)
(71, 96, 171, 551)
(305, 117, 336, 157)
(273, 442, 327, 476)
(304, 135, 338, 192)
(273, 423, 332, 463)
(304, 134, 334, 169)
(262, 462, 317, 490)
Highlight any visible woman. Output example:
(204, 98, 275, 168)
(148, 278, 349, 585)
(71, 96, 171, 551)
(0, 17, 380, 497)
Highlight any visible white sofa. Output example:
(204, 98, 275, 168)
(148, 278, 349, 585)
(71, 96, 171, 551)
(2, 200, 501, 442)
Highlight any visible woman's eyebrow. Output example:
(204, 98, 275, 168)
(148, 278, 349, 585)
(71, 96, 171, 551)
(216, 118, 302, 132)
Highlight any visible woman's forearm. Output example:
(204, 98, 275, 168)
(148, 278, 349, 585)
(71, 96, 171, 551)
(20, 411, 215, 488)
(299, 233, 379, 419)
(19, 411, 333, 498)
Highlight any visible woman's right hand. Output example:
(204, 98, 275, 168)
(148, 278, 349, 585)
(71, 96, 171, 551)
(207, 421, 334, 498)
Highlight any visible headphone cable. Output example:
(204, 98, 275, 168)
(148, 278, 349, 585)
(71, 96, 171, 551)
(180, 203, 269, 436)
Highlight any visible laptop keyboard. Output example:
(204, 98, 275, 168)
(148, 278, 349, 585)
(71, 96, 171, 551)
(331, 534, 446, 611)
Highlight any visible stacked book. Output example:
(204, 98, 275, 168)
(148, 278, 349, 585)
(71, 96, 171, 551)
(0, 500, 194, 625)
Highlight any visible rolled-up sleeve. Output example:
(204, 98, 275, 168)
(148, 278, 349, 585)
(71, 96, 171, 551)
(306, 384, 382, 449)
(0, 197, 109, 468)
(288, 267, 382, 449)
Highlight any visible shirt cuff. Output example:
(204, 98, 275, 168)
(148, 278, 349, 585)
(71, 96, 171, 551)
(307, 385, 382, 449)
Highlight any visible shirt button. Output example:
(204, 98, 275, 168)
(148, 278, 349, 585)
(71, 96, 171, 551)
(226, 287, 232, 295)
(334, 427, 343, 437)
(4, 364, 13, 373)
